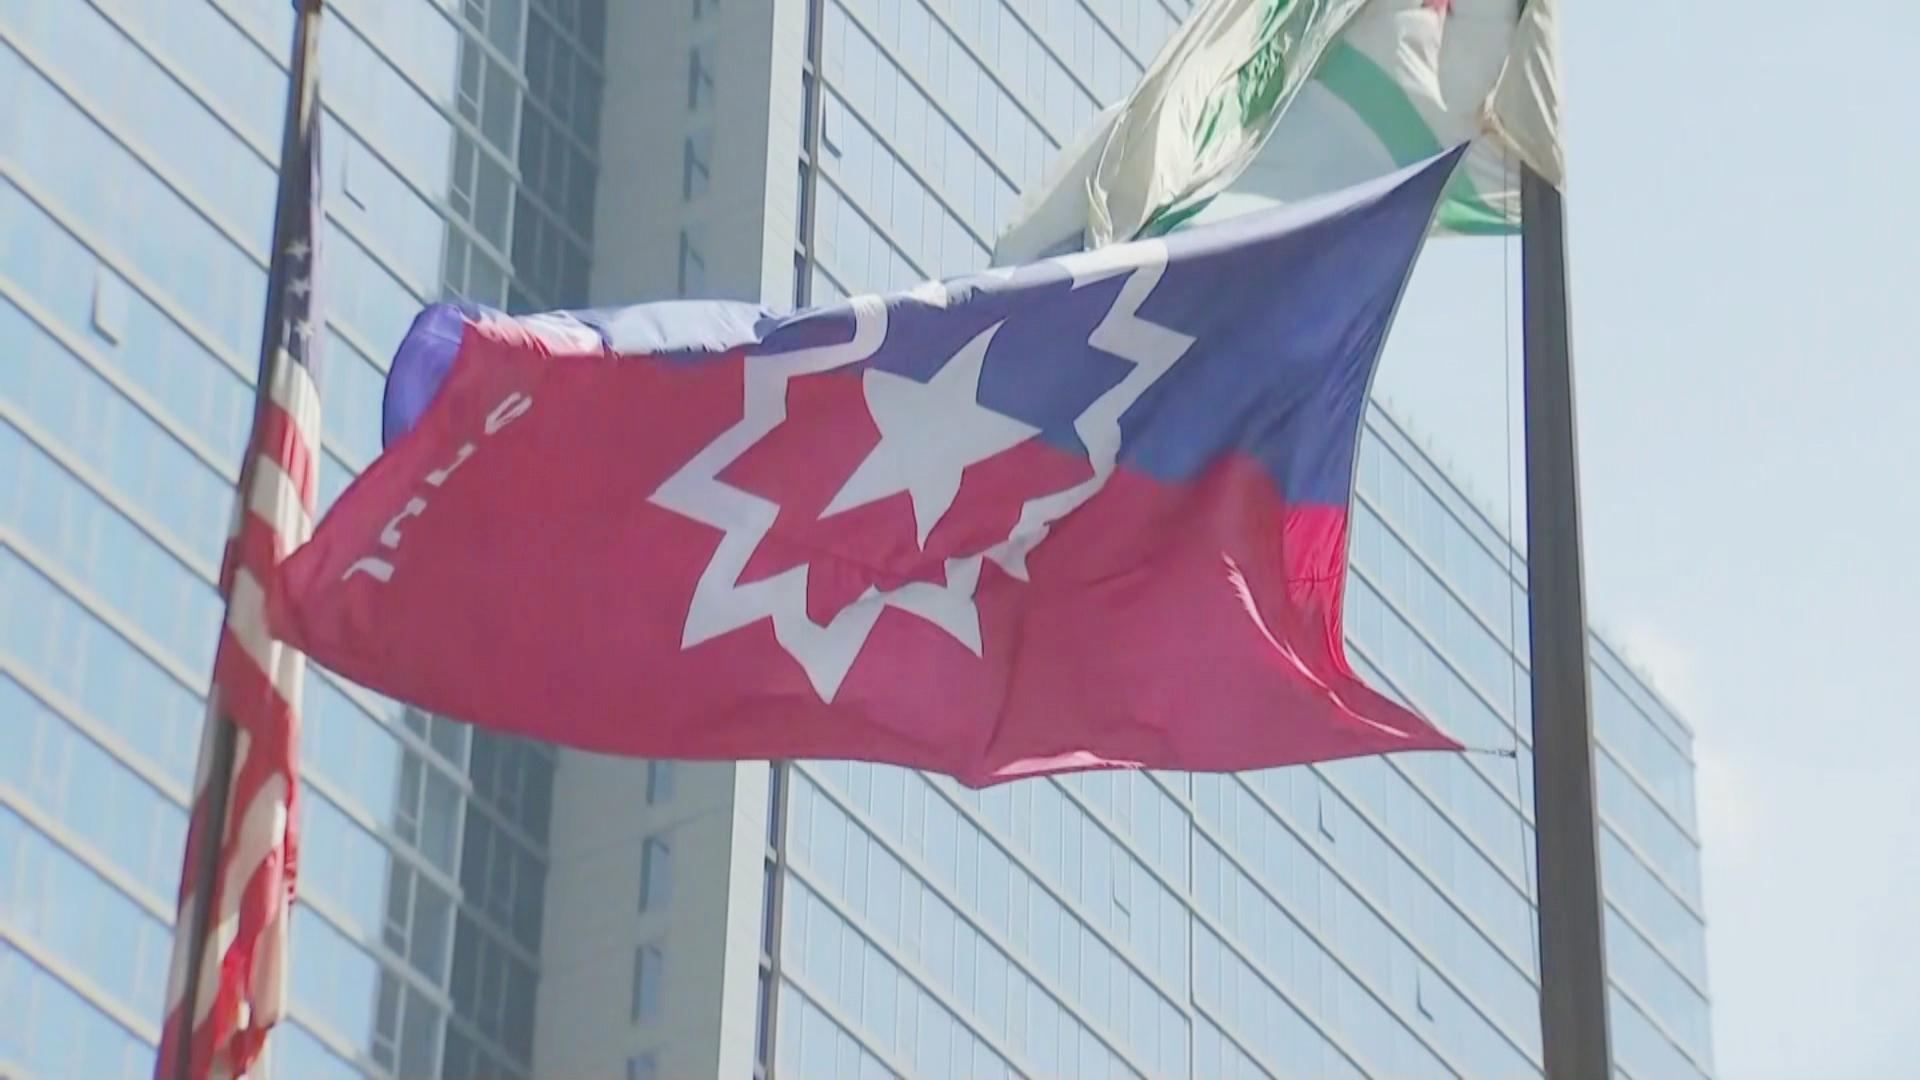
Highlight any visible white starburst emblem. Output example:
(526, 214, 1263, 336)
(649, 242, 1194, 701)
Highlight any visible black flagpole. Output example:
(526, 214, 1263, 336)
(167, 4, 324, 1078)
(1520, 162, 1614, 1077)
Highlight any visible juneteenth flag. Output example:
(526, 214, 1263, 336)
(270, 151, 1466, 786)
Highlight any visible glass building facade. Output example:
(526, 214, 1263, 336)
(2, 0, 1710, 1078)
(759, 409, 1715, 1079)
(1, 0, 602, 1076)
(770, 1, 1714, 1078)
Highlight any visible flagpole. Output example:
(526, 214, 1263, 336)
(1519, 163, 1613, 1077)
(167, 4, 324, 1078)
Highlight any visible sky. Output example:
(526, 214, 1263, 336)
(1372, 2, 1920, 1076)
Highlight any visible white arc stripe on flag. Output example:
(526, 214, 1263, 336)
(993, 0, 1563, 263)
(1192, 0, 1563, 236)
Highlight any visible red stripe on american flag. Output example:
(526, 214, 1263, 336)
(254, 401, 318, 516)
(159, 373, 317, 1078)
(231, 505, 300, 598)
(161, 6, 323, 1071)
(218, 394, 316, 596)
(192, 623, 300, 1077)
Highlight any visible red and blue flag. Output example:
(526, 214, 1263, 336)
(271, 150, 1465, 785)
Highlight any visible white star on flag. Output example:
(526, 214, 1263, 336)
(650, 239, 1192, 702)
(822, 323, 1038, 545)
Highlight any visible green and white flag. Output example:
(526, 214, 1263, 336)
(993, 0, 1562, 264)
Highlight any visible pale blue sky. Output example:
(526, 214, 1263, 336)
(1373, 2, 1920, 1075)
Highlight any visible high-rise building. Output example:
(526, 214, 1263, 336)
(0, 2, 1711, 1080)
(1, 0, 603, 1076)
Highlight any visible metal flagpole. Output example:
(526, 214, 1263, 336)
(1519, 163, 1614, 1077)
(166, 3, 324, 1078)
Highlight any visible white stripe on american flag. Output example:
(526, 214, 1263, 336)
(162, 17, 321, 1073)
(161, 718, 227, 1026)
(162, 348, 317, 1080)
(160, 729, 258, 1043)
(162, 560, 308, 1074)
(224, 743, 290, 993)
(207, 726, 254, 966)
(247, 458, 314, 555)
(268, 349, 322, 466)
(203, 728, 254, 1080)
(227, 567, 305, 711)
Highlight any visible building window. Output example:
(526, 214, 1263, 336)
(754, 968, 773, 1067)
(799, 72, 815, 153)
(640, 838, 671, 912)
(760, 858, 777, 956)
(687, 44, 713, 110)
(91, 267, 128, 343)
(405, 707, 471, 769)
(693, 0, 717, 19)
(383, 864, 455, 983)
(646, 760, 674, 804)
(792, 250, 808, 310)
(373, 971, 445, 1076)
(632, 945, 664, 1023)
(566, 142, 598, 232)
(449, 133, 513, 249)
(765, 763, 782, 850)
(450, 137, 477, 219)
(458, 47, 522, 154)
(463, 0, 527, 59)
(796, 161, 809, 238)
(677, 230, 706, 297)
(819, 109, 839, 157)
(683, 130, 712, 201)
(395, 751, 462, 872)
(449, 917, 540, 1063)
(473, 150, 514, 250)
(580, 0, 608, 44)
(627, 1052, 659, 1080)
(341, 136, 368, 209)
(460, 814, 550, 953)
(458, 45, 484, 122)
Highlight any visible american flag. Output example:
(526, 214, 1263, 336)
(157, 4, 324, 1076)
